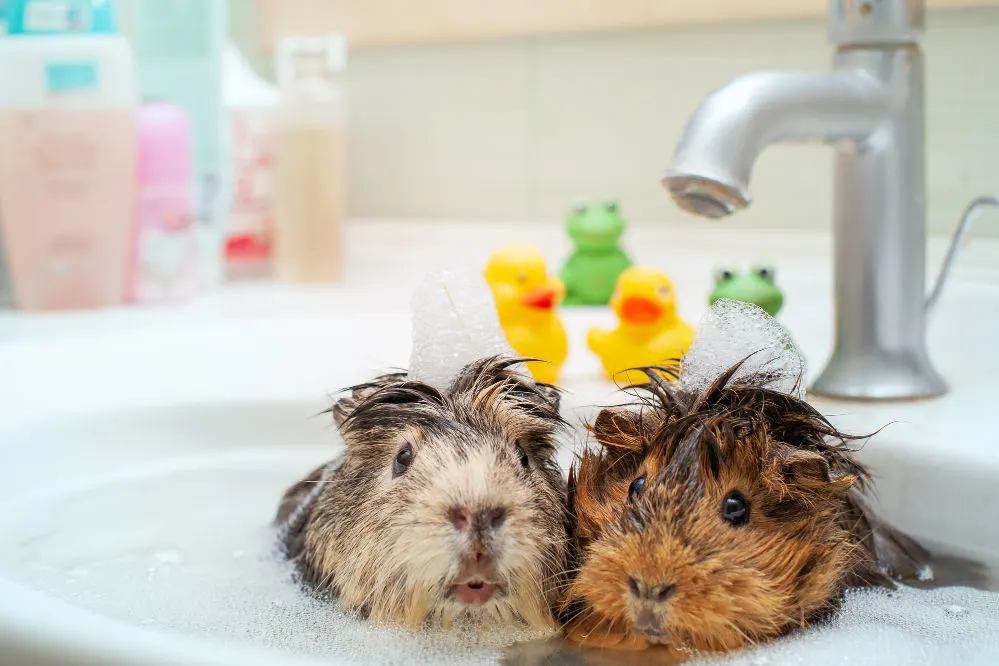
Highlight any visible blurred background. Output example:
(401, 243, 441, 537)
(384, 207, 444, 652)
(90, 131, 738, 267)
(0, 0, 995, 312)
(229, 0, 998, 229)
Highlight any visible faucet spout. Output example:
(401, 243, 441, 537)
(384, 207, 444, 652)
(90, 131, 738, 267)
(662, 26, 947, 400)
(662, 70, 890, 218)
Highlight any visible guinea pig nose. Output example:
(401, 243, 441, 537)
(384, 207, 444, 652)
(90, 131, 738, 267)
(449, 506, 507, 532)
(449, 507, 473, 532)
(628, 578, 676, 603)
(633, 610, 665, 637)
(654, 584, 676, 603)
(485, 507, 506, 529)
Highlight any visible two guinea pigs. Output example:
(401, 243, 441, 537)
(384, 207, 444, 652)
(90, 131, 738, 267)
(275, 355, 979, 654)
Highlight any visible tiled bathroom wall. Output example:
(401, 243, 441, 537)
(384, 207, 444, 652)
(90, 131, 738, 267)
(235, 5, 999, 237)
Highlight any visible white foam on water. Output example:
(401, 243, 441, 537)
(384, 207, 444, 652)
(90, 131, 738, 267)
(408, 268, 516, 390)
(691, 585, 999, 666)
(0, 458, 551, 666)
(1, 446, 999, 665)
(679, 298, 806, 399)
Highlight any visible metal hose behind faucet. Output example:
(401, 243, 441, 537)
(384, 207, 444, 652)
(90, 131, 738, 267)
(925, 196, 999, 314)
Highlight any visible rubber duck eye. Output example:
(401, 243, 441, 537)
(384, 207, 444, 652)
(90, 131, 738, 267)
(393, 443, 414, 477)
(657, 285, 671, 299)
(516, 271, 528, 284)
(721, 490, 750, 527)
(515, 442, 531, 470)
(628, 476, 646, 501)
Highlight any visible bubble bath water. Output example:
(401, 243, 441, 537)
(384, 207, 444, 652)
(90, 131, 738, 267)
(0, 450, 551, 666)
(1, 437, 998, 666)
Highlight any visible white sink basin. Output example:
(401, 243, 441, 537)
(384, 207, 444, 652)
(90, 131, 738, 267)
(1, 221, 997, 665)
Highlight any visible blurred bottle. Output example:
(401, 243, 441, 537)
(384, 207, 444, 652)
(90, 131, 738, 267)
(128, 0, 229, 292)
(224, 42, 278, 280)
(0, 0, 137, 311)
(273, 35, 347, 284)
(0, 235, 13, 308)
(129, 101, 197, 304)
(0, 1, 7, 306)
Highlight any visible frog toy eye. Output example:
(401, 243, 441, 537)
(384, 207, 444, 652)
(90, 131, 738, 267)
(605, 200, 619, 213)
(753, 265, 776, 282)
(713, 267, 737, 284)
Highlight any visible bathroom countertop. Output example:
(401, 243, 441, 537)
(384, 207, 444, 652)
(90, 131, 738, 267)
(0, 218, 997, 341)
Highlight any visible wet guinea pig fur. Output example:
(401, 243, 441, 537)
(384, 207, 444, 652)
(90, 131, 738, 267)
(274, 356, 573, 630)
(562, 361, 982, 653)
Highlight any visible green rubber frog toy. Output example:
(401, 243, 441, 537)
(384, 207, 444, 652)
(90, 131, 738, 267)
(559, 201, 633, 306)
(709, 265, 785, 316)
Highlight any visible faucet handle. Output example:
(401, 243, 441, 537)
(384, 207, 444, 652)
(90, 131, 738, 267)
(926, 195, 999, 314)
(829, 0, 924, 46)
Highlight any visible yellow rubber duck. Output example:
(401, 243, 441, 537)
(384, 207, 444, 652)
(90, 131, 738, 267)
(484, 245, 568, 385)
(587, 266, 695, 385)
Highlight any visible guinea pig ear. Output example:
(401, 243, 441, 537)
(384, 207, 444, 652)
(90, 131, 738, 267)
(590, 407, 648, 453)
(778, 447, 854, 495)
(330, 372, 408, 427)
(330, 395, 357, 428)
(533, 382, 562, 412)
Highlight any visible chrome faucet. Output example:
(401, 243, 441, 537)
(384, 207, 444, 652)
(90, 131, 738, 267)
(663, 0, 971, 401)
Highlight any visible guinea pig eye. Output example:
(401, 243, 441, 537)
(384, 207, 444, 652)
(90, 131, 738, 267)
(514, 442, 530, 470)
(721, 490, 750, 527)
(392, 444, 414, 477)
(628, 476, 646, 501)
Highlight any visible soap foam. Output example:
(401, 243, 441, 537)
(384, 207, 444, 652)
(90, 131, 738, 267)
(690, 586, 999, 666)
(679, 298, 807, 399)
(408, 268, 516, 390)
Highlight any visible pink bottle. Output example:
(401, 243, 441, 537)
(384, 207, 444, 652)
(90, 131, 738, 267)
(129, 102, 197, 304)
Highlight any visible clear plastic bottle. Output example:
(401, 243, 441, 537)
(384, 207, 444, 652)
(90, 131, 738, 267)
(272, 35, 347, 284)
(223, 42, 278, 280)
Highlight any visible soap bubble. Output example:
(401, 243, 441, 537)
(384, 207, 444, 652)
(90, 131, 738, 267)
(408, 268, 517, 389)
(691, 585, 999, 666)
(678, 298, 806, 399)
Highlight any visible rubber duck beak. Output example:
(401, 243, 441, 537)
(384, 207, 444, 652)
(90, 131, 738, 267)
(521, 286, 557, 310)
(620, 296, 664, 324)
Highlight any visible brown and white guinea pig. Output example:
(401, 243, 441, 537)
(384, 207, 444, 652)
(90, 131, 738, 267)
(274, 355, 573, 631)
(561, 360, 982, 654)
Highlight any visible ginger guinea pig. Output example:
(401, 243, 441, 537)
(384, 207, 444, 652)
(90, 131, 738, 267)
(274, 355, 573, 630)
(562, 361, 981, 653)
